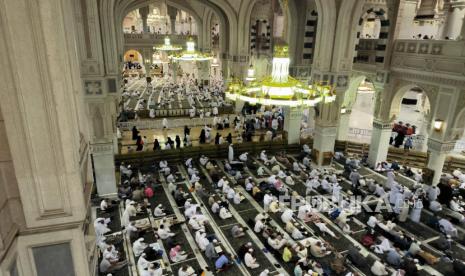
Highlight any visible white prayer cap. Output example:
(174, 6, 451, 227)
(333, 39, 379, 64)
(248, 248, 253, 252)
(213, 239, 218, 243)
(157, 204, 162, 207)
(138, 238, 144, 242)
(247, 242, 252, 246)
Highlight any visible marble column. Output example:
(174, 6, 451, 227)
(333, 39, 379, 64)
(91, 143, 117, 196)
(426, 139, 455, 185)
(197, 61, 211, 85)
(443, 2, 465, 39)
(367, 119, 392, 167)
(283, 106, 303, 145)
(171, 17, 177, 34)
(336, 110, 351, 141)
(0, 0, 91, 274)
(460, 13, 465, 39)
(139, 7, 150, 33)
(312, 124, 337, 166)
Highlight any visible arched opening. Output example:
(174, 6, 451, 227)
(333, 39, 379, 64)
(123, 49, 145, 74)
(353, 8, 389, 64)
(342, 76, 376, 143)
(361, 13, 381, 39)
(122, 5, 198, 35)
(389, 85, 431, 152)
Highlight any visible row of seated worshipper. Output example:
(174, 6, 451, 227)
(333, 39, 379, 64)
(328, 152, 465, 275)
(95, 201, 129, 276)
(245, 177, 361, 275)
(254, 149, 446, 275)
(192, 158, 287, 275)
(191, 155, 318, 274)
(125, 162, 211, 276)
(165, 162, 244, 275)
(374, 161, 465, 227)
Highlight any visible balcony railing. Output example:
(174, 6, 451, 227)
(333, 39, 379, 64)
(124, 33, 197, 46)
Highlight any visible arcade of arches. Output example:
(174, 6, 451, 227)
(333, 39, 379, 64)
(1, 0, 465, 275)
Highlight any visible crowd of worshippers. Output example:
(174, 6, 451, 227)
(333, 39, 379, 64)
(121, 76, 226, 117)
(110, 146, 465, 275)
(334, 152, 465, 274)
(389, 121, 417, 150)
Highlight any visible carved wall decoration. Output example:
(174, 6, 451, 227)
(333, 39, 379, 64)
(84, 80, 103, 95)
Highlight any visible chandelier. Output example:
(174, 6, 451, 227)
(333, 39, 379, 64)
(171, 38, 213, 62)
(225, 45, 336, 107)
(154, 37, 183, 51)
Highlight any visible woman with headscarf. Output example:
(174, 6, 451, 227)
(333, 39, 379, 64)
(169, 245, 188, 262)
(132, 126, 140, 140)
(175, 135, 181, 148)
(153, 139, 161, 151)
(199, 129, 206, 144)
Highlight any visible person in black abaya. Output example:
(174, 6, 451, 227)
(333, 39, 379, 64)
(199, 129, 206, 144)
(132, 126, 140, 140)
(136, 135, 143, 151)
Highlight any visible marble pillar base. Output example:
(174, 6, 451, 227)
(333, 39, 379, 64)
(312, 125, 337, 166)
(367, 120, 392, 167)
(336, 112, 351, 141)
(427, 139, 456, 185)
(91, 142, 117, 196)
(284, 106, 303, 145)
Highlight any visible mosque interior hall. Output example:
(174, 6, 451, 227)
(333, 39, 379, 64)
(3, 0, 465, 275)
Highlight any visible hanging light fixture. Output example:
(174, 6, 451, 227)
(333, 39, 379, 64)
(171, 38, 213, 61)
(154, 36, 183, 51)
(246, 64, 256, 81)
(211, 57, 219, 67)
(226, 44, 336, 107)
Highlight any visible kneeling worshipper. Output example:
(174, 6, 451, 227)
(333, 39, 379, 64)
(133, 238, 148, 257)
(219, 206, 232, 219)
(178, 265, 197, 276)
(157, 224, 176, 239)
(121, 201, 139, 227)
(170, 245, 189, 263)
(244, 248, 260, 269)
(154, 204, 166, 217)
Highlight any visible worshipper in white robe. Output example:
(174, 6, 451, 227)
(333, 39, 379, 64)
(189, 216, 204, 231)
(219, 207, 232, 219)
(332, 183, 342, 203)
(133, 238, 148, 257)
(162, 118, 168, 129)
(373, 237, 392, 254)
(281, 208, 294, 224)
(197, 232, 210, 251)
(157, 224, 175, 239)
(137, 253, 149, 272)
(427, 185, 440, 202)
(450, 197, 464, 212)
(211, 201, 220, 214)
(239, 152, 248, 162)
(254, 219, 265, 233)
(367, 215, 379, 228)
(398, 200, 410, 222)
(154, 204, 166, 217)
(121, 201, 137, 227)
(303, 144, 311, 155)
(233, 192, 242, 205)
(178, 265, 197, 276)
(94, 218, 111, 241)
(263, 193, 274, 211)
(439, 218, 458, 237)
(370, 260, 389, 276)
(190, 173, 200, 184)
(321, 178, 332, 193)
(389, 183, 402, 205)
(259, 269, 270, 276)
(314, 220, 338, 238)
(228, 144, 234, 162)
(386, 170, 395, 189)
(285, 175, 295, 186)
(257, 166, 265, 176)
(244, 249, 260, 269)
(429, 200, 443, 212)
(410, 198, 423, 222)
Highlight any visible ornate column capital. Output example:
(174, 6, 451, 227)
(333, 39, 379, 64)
(372, 119, 393, 130)
(427, 138, 456, 153)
